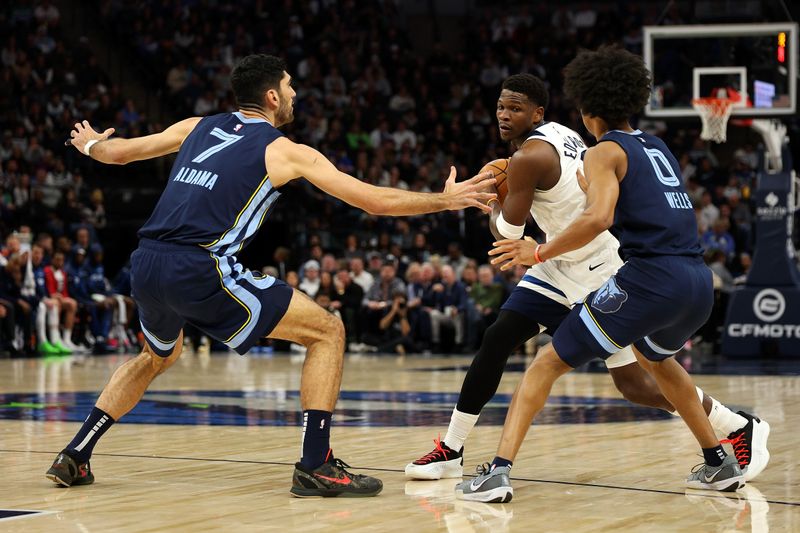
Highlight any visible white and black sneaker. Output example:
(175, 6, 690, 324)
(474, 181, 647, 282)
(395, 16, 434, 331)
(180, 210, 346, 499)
(721, 411, 770, 482)
(405, 437, 463, 480)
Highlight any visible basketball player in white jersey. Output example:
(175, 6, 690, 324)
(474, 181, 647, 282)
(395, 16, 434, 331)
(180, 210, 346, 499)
(405, 74, 769, 483)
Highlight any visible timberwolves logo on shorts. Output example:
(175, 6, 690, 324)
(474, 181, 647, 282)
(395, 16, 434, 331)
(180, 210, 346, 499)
(591, 277, 628, 314)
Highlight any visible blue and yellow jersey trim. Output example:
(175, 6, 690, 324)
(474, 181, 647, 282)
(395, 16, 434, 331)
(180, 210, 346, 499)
(578, 302, 624, 354)
(201, 173, 271, 252)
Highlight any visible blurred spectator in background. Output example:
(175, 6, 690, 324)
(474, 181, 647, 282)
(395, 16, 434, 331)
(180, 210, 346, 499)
(334, 269, 363, 346)
(469, 264, 506, 347)
(371, 290, 417, 355)
(349, 256, 373, 293)
(702, 219, 736, 261)
(427, 265, 467, 352)
(299, 259, 321, 296)
(363, 262, 406, 342)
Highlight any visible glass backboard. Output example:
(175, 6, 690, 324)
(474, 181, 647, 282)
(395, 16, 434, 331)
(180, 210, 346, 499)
(644, 23, 798, 118)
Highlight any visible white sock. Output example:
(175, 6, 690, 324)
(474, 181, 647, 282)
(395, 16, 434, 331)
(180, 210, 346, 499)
(115, 295, 127, 324)
(47, 306, 62, 344)
(443, 408, 479, 451)
(62, 328, 74, 345)
(36, 302, 48, 343)
(670, 386, 705, 417)
(706, 391, 748, 436)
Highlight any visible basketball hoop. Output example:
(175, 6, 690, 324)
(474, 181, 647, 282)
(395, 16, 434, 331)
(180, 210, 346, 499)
(692, 97, 734, 143)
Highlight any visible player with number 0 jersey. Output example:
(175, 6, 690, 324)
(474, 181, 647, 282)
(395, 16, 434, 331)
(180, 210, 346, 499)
(459, 46, 753, 503)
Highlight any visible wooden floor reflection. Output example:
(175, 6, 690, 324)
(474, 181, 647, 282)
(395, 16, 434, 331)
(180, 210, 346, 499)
(1, 351, 798, 532)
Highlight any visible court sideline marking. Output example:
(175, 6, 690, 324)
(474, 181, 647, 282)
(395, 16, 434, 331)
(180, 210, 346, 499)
(4, 448, 798, 507)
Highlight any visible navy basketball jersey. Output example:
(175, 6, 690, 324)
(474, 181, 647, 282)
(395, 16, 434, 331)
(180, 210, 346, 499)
(600, 129, 703, 259)
(139, 112, 283, 256)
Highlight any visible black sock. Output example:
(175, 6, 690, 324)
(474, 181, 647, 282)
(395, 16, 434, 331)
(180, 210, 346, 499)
(702, 445, 726, 467)
(300, 410, 332, 469)
(491, 456, 513, 469)
(65, 407, 115, 463)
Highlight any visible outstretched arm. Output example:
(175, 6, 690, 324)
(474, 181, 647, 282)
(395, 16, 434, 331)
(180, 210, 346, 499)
(489, 142, 623, 270)
(266, 137, 496, 216)
(68, 118, 202, 165)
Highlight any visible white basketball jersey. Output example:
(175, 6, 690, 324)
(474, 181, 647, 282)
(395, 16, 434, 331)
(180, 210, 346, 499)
(523, 121, 618, 263)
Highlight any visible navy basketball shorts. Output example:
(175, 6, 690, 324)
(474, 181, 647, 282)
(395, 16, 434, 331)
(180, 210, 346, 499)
(552, 255, 713, 367)
(130, 239, 293, 357)
(501, 281, 571, 336)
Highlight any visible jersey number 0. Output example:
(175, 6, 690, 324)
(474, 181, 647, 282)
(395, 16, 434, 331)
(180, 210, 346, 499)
(642, 147, 680, 187)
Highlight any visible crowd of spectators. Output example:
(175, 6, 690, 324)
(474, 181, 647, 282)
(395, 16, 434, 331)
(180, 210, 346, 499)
(0, 224, 138, 357)
(0, 2, 140, 356)
(260, 238, 518, 354)
(1, 1, 795, 356)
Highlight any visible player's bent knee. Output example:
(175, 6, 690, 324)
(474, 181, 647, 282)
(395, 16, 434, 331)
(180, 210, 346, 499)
(299, 306, 345, 350)
(321, 314, 346, 350)
(141, 333, 183, 375)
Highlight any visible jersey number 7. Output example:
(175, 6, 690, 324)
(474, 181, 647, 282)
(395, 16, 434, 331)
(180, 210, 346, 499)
(192, 128, 244, 163)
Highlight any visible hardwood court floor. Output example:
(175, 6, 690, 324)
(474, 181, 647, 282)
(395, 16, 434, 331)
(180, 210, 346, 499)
(0, 352, 798, 532)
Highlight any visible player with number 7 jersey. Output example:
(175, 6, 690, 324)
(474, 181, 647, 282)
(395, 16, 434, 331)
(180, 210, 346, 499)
(46, 54, 496, 498)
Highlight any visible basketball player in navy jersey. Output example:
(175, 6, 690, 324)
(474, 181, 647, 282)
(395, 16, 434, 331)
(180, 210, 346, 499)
(458, 46, 750, 503)
(45, 55, 496, 497)
(406, 75, 768, 486)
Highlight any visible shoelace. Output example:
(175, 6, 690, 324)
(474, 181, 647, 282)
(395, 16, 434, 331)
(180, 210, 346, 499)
(475, 462, 491, 476)
(330, 458, 362, 480)
(689, 462, 706, 474)
(418, 435, 451, 463)
(332, 458, 352, 470)
(720, 434, 750, 463)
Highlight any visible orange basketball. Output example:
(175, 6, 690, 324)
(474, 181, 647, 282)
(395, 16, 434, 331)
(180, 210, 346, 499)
(479, 158, 510, 205)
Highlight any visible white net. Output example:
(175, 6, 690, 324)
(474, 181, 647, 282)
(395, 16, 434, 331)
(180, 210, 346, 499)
(692, 98, 734, 143)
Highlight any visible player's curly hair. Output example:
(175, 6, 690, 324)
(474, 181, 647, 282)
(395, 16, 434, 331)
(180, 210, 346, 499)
(230, 54, 287, 110)
(563, 45, 651, 126)
(502, 74, 549, 111)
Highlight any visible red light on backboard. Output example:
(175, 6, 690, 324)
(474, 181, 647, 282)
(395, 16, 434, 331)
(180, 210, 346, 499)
(778, 32, 786, 63)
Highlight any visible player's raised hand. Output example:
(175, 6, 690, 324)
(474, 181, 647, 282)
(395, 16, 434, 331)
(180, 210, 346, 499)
(68, 120, 115, 156)
(443, 166, 497, 213)
(488, 236, 540, 271)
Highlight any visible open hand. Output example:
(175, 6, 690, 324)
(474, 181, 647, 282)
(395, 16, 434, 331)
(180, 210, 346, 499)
(488, 236, 540, 271)
(443, 166, 497, 214)
(69, 120, 115, 156)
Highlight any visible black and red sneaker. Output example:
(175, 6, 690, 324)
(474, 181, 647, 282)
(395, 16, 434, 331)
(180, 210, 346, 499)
(46, 451, 94, 487)
(291, 451, 382, 498)
(721, 410, 771, 482)
(404, 436, 463, 480)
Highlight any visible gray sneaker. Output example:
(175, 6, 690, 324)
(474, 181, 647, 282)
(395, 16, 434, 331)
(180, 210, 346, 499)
(455, 463, 513, 503)
(686, 455, 744, 492)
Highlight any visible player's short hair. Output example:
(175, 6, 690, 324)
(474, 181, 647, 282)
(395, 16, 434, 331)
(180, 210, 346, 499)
(563, 45, 651, 126)
(501, 74, 549, 111)
(230, 54, 287, 110)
